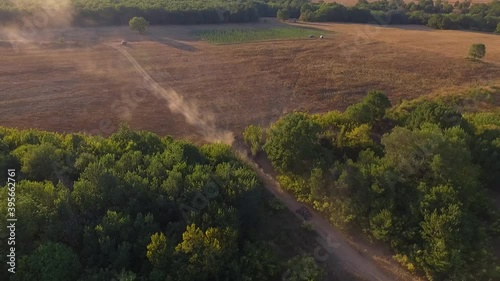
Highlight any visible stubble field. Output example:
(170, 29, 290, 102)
(0, 20, 499, 143)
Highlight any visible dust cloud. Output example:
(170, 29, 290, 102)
(0, 2, 234, 145)
(108, 43, 235, 145)
(0, 0, 75, 45)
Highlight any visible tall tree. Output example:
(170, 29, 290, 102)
(468, 43, 486, 61)
(264, 112, 323, 174)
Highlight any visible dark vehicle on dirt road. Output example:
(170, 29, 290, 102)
(296, 206, 312, 221)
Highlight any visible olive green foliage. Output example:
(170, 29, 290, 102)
(243, 125, 264, 156)
(497, 22, 500, 32)
(263, 91, 500, 281)
(468, 43, 486, 60)
(0, 125, 318, 281)
(129, 16, 149, 33)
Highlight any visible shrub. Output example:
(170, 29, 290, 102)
(468, 43, 486, 60)
(497, 23, 500, 33)
(129, 17, 149, 33)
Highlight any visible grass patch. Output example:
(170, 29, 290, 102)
(194, 27, 326, 44)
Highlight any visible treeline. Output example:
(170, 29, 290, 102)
(72, 0, 261, 25)
(0, 126, 325, 281)
(0, 0, 306, 26)
(244, 89, 500, 280)
(294, 0, 500, 33)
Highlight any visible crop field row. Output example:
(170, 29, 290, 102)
(194, 27, 326, 44)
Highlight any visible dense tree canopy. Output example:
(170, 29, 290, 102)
(253, 90, 500, 281)
(2, 0, 498, 31)
(297, 0, 500, 33)
(0, 0, 307, 26)
(0, 126, 325, 281)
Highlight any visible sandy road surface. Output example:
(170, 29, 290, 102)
(107, 42, 419, 281)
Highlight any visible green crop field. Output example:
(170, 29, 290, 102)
(194, 27, 327, 44)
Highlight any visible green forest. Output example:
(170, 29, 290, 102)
(0, 126, 328, 281)
(244, 88, 500, 281)
(1, 0, 499, 32)
(295, 0, 500, 32)
(0, 0, 270, 25)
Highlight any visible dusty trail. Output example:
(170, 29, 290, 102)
(106, 43, 234, 144)
(108, 42, 410, 281)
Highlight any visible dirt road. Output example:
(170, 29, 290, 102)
(236, 151, 408, 281)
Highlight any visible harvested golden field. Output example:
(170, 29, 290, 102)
(0, 22, 499, 142)
(295, 22, 500, 68)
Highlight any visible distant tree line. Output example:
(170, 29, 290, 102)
(1, 0, 499, 30)
(296, 0, 500, 33)
(0, 0, 305, 26)
(244, 89, 500, 281)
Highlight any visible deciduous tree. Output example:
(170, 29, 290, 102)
(468, 43, 486, 61)
(129, 17, 150, 33)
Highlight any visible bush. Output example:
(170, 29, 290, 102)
(468, 43, 486, 60)
(497, 23, 500, 33)
(129, 17, 149, 33)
